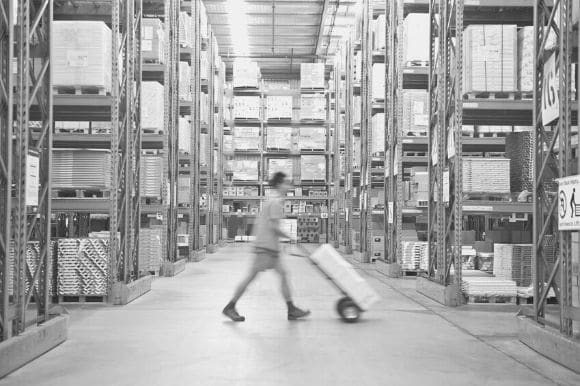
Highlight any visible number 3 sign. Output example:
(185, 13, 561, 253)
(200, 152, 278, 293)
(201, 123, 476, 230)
(542, 52, 559, 127)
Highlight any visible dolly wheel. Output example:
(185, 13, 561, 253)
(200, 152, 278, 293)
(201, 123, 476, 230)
(336, 297, 360, 323)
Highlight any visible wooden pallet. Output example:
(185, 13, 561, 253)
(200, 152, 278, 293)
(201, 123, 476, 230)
(55, 128, 90, 134)
(143, 128, 164, 135)
(405, 60, 429, 67)
(57, 295, 107, 304)
(476, 132, 509, 138)
(54, 86, 108, 96)
(401, 269, 424, 277)
(463, 192, 511, 201)
(53, 188, 111, 198)
(466, 295, 517, 304)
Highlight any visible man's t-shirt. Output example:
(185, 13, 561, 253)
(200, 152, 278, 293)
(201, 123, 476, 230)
(253, 195, 284, 253)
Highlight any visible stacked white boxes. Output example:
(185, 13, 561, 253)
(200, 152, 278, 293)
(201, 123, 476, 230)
(179, 62, 192, 101)
(268, 159, 294, 180)
(141, 81, 164, 131)
(462, 277, 517, 297)
(266, 96, 293, 119)
(234, 96, 261, 119)
(373, 15, 386, 50)
(353, 137, 361, 170)
(301, 155, 326, 181)
(233, 160, 259, 181)
(200, 133, 208, 166)
(233, 59, 260, 88)
(463, 158, 510, 194)
(372, 64, 385, 100)
(353, 96, 362, 125)
(177, 176, 190, 205)
(179, 12, 193, 47)
(201, 92, 209, 123)
(142, 18, 164, 63)
(402, 90, 429, 136)
(201, 51, 209, 80)
(371, 113, 385, 154)
(310, 244, 380, 311)
(300, 94, 326, 120)
(266, 127, 292, 150)
(138, 229, 162, 273)
(299, 127, 326, 150)
(234, 127, 261, 150)
(410, 170, 429, 207)
(140, 156, 163, 198)
(463, 25, 517, 93)
(403, 14, 429, 64)
(300, 63, 325, 89)
(493, 244, 533, 287)
(178, 116, 191, 153)
(52, 149, 112, 189)
(52, 21, 112, 92)
(223, 135, 233, 153)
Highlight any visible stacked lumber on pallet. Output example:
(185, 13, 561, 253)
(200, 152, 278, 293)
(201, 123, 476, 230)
(57, 239, 109, 296)
(401, 241, 428, 271)
(462, 158, 510, 194)
(140, 156, 163, 198)
(52, 149, 112, 190)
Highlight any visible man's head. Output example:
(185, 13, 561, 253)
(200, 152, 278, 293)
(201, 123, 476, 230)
(270, 171, 290, 194)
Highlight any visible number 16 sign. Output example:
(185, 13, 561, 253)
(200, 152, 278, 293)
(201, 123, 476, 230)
(542, 52, 559, 127)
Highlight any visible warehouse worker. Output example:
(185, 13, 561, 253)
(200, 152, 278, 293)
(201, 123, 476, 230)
(223, 172, 311, 322)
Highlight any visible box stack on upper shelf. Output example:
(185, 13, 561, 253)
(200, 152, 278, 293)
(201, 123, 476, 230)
(403, 13, 429, 67)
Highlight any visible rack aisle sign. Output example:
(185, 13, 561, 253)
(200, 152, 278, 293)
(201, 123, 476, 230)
(542, 52, 559, 126)
(558, 174, 580, 230)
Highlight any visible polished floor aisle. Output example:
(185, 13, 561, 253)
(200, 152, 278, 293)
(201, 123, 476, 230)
(2, 244, 580, 386)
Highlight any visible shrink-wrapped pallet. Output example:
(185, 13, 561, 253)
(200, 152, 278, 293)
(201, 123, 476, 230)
(463, 158, 510, 194)
(233, 160, 259, 181)
(178, 176, 190, 204)
(139, 228, 162, 273)
(311, 244, 380, 311)
(179, 12, 192, 48)
(300, 63, 325, 89)
(234, 59, 260, 88)
(268, 159, 294, 180)
(301, 155, 326, 181)
(402, 90, 429, 136)
(201, 92, 209, 123)
(300, 94, 326, 120)
(353, 96, 362, 125)
(234, 127, 261, 150)
(371, 113, 385, 154)
(178, 116, 191, 153)
(200, 133, 208, 166)
(373, 15, 386, 51)
(52, 21, 112, 91)
(463, 25, 517, 93)
(142, 18, 164, 63)
(372, 64, 385, 100)
(234, 96, 261, 119)
(52, 149, 112, 189)
(266, 127, 292, 150)
(179, 62, 192, 101)
(140, 156, 163, 198)
(299, 127, 326, 150)
(142, 81, 164, 131)
(462, 277, 517, 297)
(266, 96, 293, 119)
(403, 14, 429, 65)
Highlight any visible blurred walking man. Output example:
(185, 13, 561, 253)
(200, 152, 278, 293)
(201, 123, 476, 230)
(223, 172, 310, 322)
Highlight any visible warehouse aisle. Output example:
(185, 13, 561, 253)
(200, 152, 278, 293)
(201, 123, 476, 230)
(1, 245, 577, 386)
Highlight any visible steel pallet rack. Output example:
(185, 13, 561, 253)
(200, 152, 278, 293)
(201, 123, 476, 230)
(423, 0, 536, 304)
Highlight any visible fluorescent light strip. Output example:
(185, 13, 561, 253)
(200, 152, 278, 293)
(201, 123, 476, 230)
(226, 1, 250, 56)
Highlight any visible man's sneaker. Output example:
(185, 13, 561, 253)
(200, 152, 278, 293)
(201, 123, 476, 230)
(223, 304, 245, 322)
(288, 306, 311, 321)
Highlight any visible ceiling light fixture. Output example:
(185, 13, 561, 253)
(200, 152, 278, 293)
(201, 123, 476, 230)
(226, 0, 250, 56)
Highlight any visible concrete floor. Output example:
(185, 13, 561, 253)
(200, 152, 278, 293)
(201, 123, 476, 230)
(2, 244, 580, 386)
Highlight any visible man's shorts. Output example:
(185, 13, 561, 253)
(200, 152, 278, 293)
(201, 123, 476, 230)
(252, 248, 284, 272)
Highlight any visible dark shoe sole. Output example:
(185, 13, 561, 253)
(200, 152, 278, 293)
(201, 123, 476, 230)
(222, 309, 246, 322)
(288, 310, 311, 321)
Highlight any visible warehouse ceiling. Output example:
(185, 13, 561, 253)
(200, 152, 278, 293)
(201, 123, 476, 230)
(204, 0, 369, 78)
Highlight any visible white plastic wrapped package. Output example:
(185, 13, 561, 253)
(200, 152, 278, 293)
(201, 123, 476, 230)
(141, 81, 164, 130)
(300, 63, 325, 89)
(142, 18, 164, 63)
(403, 14, 429, 64)
(179, 62, 192, 101)
(178, 116, 191, 153)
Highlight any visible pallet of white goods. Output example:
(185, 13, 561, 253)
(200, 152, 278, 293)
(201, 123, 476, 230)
(179, 12, 192, 48)
(373, 15, 387, 51)
(462, 157, 510, 194)
(402, 90, 429, 136)
(177, 176, 191, 205)
(52, 149, 112, 190)
(403, 14, 429, 65)
(352, 137, 361, 170)
(266, 96, 293, 119)
(179, 62, 192, 101)
(91, 121, 112, 134)
(299, 127, 326, 150)
(233, 127, 260, 150)
(223, 135, 233, 153)
(142, 18, 164, 63)
(268, 158, 294, 180)
(200, 1, 208, 38)
(201, 92, 209, 123)
(233, 160, 259, 181)
(371, 113, 385, 154)
(461, 276, 517, 297)
(139, 228, 162, 272)
(401, 241, 428, 270)
(300, 155, 326, 181)
(463, 25, 517, 93)
(141, 81, 164, 132)
(354, 52, 362, 83)
(178, 116, 191, 154)
(57, 239, 109, 296)
(233, 59, 260, 88)
(52, 21, 112, 92)
(300, 94, 326, 121)
(200, 133, 208, 166)
(201, 51, 209, 81)
(266, 127, 292, 150)
(372, 64, 385, 100)
(300, 63, 325, 89)
(353, 96, 362, 125)
(493, 243, 532, 287)
(234, 96, 261, 119)
(140, 156, 163, 198)
(310, 244, 380, 311)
